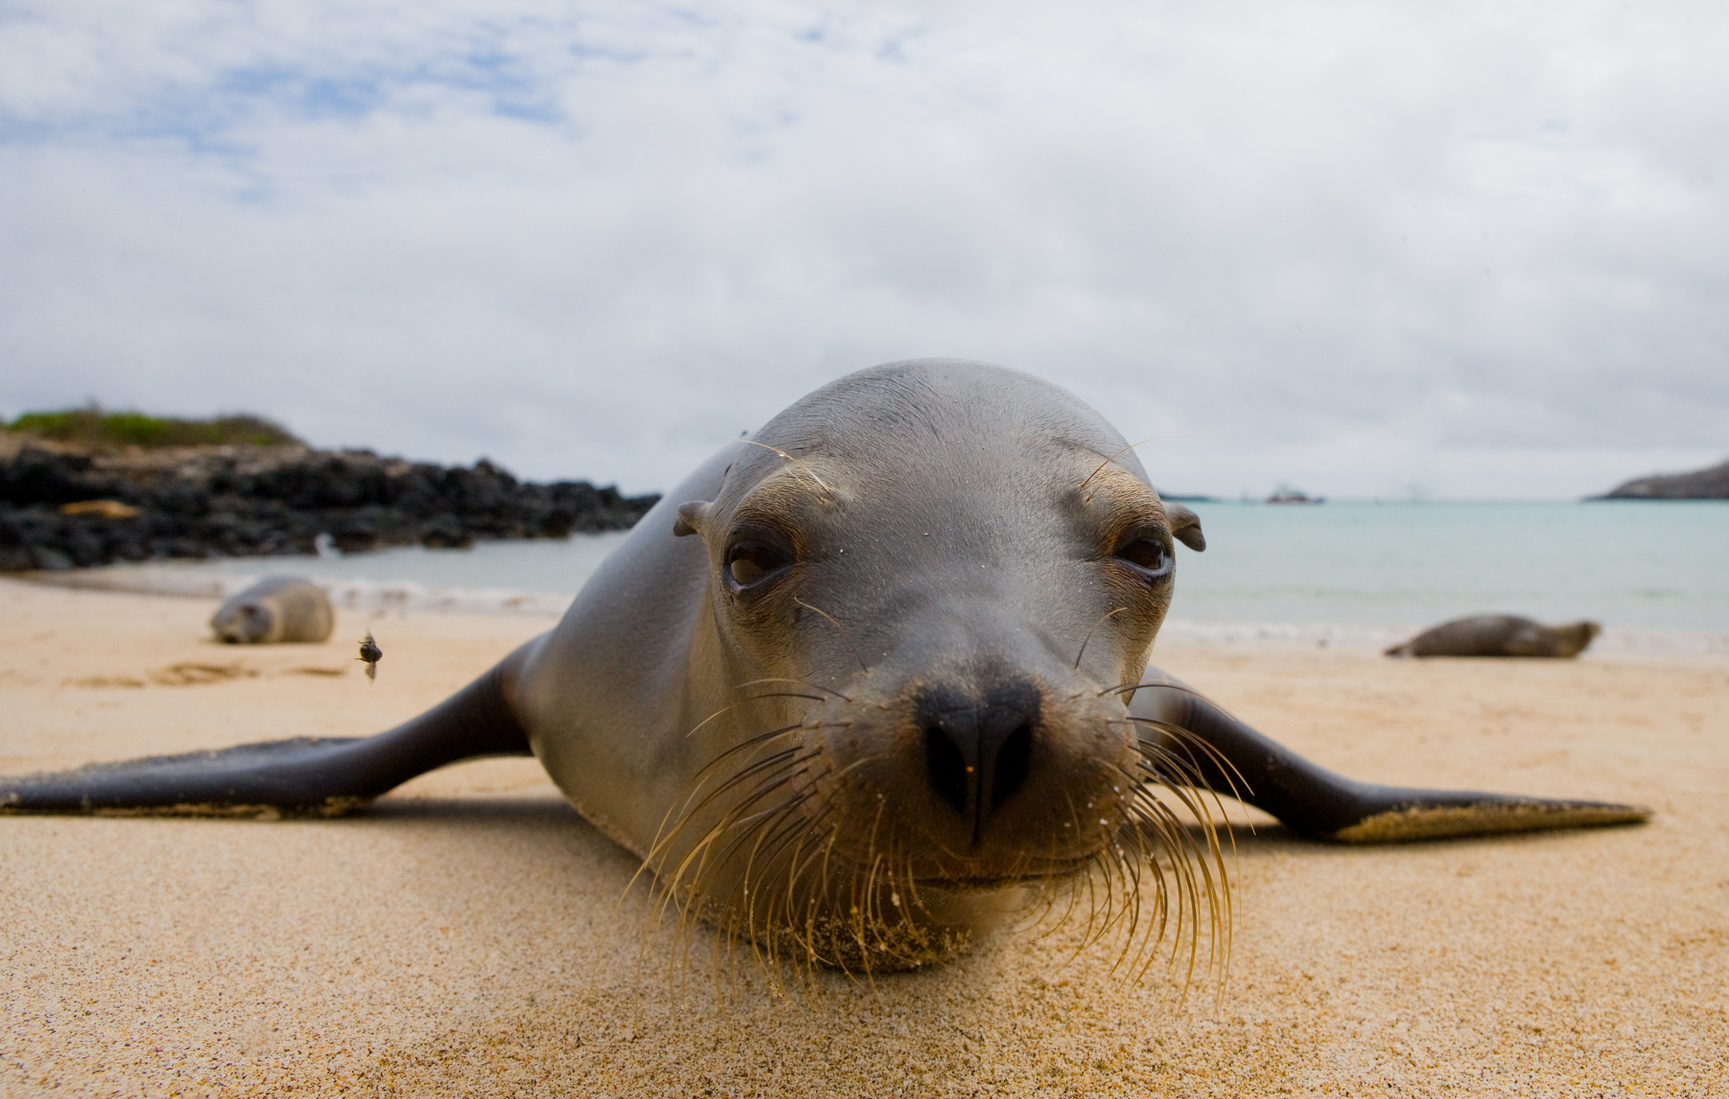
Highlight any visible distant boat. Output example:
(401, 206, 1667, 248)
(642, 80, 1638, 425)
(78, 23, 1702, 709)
(1266, 484, 1324, 505)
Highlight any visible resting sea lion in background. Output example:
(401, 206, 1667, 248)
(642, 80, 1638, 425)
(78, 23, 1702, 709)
(210, 577, 335, 644)
(1385, 616, 1600, 659)
(0, 361, 1647, 971)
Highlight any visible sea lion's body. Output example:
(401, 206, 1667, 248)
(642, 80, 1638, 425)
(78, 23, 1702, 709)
(1, 361, 1647, 969)
(211, 577, 334, 644)
(1386, 616, 1600, 658)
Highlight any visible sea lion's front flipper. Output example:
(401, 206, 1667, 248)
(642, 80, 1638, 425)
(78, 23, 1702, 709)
(1131, 672, 1650, 843)
(0, 640, 539, 817)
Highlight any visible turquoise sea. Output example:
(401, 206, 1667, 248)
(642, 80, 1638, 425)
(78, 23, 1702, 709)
(1166, 501, 1728, 633)
(106, 500, 1729, 640)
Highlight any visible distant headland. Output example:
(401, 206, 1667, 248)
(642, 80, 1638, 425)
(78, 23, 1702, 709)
(0, 407, 659, 572)
(1591, 457, 1729, 500)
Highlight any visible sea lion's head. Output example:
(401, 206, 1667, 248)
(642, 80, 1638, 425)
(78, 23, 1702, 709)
(211, 597, 279, 644)
(1552, 620, 1601, 657)
(664, 360, 1215, 970)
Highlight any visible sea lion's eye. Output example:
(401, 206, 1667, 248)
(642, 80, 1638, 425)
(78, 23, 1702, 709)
(1113, 536, 1172, 581)
(726, 540, 793, 590)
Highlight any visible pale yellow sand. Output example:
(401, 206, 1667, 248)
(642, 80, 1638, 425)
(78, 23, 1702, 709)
(2, 577, 1724, 1097)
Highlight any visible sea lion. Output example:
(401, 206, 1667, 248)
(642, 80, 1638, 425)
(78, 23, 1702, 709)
(210, 577, 335, 644)
(0, 361, 1647, 971)
(1385, 616, 1600, 658)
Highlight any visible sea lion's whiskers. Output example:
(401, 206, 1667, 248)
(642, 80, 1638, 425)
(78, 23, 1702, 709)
(736, 677, 854, 703)
(670, 714, 821, 861)
(1141, 715, 1250, 798)
(986, 742, 1217, 985)
(636, 721, 809, 900)
(1117, 822, 1171, 982)
(732, 792, 817, 971)
(1076, 436, 1176, 501)
(636, 737, 809, 897)
(1131, 736, 1249, 910)
(770, 822, 841, 972)
(682, 698, 783, 741)
(1072, 606, 1128, 671)
(1103, 682, 1262, 804)
(812, 828, 840, 937)
(653, 751, 816, 928)
(740, 438, 836, 495)
(734, 690, 834, 705)
(1117, 744, 1233, 986)
(1115, 720, 1240, 987)
(752, 798, 833, 897)
(892, 840, 931, 942)
(771, 813, 841, 969)
(724, 788, 819, 902)
(774, 800, 838, 911)
(1128, 741, 1197, 790)
(1035, 789, 1090, 942)
(1127, 791, 1200, 980)
(792, 598, 871, 675)
(680, 754, 821, 887)
(848, 800, 891, 982)
(1121, 826, 1175, 979)
(1126, 795, 1195, 979)
(682, 681, 833, 740)
(1050, 842, 1106, 973)
(1084, 822, 1139, 953)
(634, 755, 810, 984)
(665, 775, 812, 981)
(863, 848, 889, 957)
(1102, 836, 1145, 978)
(693, 752, 852, 975)
(1103, 815, 1150, 977)
(1071, 842, 1112, 958)
(785, 829, 854, 979)
(1126, 777, 1232, 984)
(887, 861, 929, 968)
(710, 780, 816, 870)
(839, 852, 882, 984)
(1017, 826, 1078, 940)
(1100, 679, 1215, 701)
(1124, 791, 1179, 942)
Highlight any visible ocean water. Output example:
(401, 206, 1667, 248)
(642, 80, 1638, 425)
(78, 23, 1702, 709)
(1165, 501, 1728, 633)
(77, 501, 1727, 644)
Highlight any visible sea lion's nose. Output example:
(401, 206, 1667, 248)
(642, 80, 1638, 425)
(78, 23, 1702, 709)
(917, 681, 1041, 828)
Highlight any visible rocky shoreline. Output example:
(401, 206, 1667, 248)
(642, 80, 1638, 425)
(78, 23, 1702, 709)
(1594, 457, 1729, 500)
(0, 438, 659, 572)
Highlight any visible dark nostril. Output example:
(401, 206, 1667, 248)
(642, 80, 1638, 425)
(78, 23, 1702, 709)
(923, 717, 971, 817)
(916, 681, 1041, 823)
(988, 715, 1033, 812)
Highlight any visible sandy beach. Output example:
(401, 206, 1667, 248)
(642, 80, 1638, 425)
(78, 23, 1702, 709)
(2, 577, 1724, 1097)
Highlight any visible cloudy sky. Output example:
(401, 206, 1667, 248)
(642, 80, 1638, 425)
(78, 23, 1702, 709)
(2, 0, 1724, 499)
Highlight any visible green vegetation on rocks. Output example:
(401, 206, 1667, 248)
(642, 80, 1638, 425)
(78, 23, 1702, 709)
(7, 407, 301, 449)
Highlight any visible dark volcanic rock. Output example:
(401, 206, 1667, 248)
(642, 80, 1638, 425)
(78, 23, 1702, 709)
(1594, 458, 1729, 500)
(0, 443, 659, 572)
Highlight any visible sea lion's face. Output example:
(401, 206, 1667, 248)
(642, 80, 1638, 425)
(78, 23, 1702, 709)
(668, 370, 1200, 962)
(211, 600, 275, 644)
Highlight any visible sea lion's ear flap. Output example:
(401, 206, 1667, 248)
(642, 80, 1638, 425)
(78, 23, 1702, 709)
(1166, 502, 1206, 552)
(673, 501, 712, 538)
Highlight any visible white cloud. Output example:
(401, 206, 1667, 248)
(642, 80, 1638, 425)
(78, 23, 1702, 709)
(1, 0, 1725, 497)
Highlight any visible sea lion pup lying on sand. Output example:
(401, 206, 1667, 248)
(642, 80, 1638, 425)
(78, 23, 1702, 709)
(210, 577, 335, 644)
(0, 361, 1647, 972)
(1386, 615, 1600, 658)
